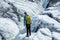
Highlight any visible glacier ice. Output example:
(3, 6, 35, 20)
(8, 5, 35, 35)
(0, 18, 19, 40)
(0, 0, 60, 40)
(52, 32, 60, 40)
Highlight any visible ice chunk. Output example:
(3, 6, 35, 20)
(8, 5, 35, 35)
(0, 18, 19, 40)
(39, 28, 52, 37)
(52, 32, 60, 40)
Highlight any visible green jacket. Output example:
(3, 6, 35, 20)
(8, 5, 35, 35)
(24, 16, 26, 25)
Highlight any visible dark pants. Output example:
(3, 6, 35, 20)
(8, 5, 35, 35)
(26, 24, 31, 36)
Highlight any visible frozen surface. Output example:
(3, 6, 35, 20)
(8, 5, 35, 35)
(52, 32, 60, 40)
(0, 0, 60, 40)
(0, 18, 19, 40)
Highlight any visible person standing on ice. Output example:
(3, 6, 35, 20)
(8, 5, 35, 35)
(24, 12, 32, 37)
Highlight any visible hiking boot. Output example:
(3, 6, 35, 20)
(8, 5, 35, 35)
(26, 35, 29, 37)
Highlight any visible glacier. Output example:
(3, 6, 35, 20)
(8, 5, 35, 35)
(0, 0, 60, 40)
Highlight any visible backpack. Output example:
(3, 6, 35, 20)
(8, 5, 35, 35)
(26, 15, 32, 24)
